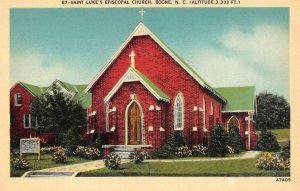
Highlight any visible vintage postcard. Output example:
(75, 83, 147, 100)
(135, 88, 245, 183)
(0, 0, 299, 191)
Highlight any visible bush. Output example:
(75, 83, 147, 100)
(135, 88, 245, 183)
(93, 134, 105, 153)
(74, 146, 101, 160)
(226, 145, 234, 157)
(129, 151, 144, 164)
(41, 146, 62, 154)
(256, 152, 290, 170)
(104, 152, 121, 170)
(192, 144, 208, 157)
(208, 124, 229, 157)
(152, 145, 176, 159)
(141, 151, 151, 160)
(51, 147, 67, 163)
(175, 145, 192, 158)
(280, 141, 290, 159)
(228, 125, 243, 153)
(255, 129, 281, 152)
(57, 128, 83, 156)
(12, 158, 29, 170)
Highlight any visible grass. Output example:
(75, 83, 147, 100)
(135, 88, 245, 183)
(78, 158, 290, 177)
(257, 128, 290, 141)
(11, 153, 91, 177)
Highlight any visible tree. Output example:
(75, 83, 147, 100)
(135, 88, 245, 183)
(256, 92, 290, 129)
(280, 141, 290, 159)
(254, 129, 281, 152)
(31, 84, 86, 136)
(228, 125, 243, 154)
(208, 124, 229, 157)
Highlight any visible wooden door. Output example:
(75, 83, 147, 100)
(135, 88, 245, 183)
(128, 102, 142, 145)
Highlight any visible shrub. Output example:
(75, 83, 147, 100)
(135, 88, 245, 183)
(208, 124, 229, 157)
(104, 152, 121, 170)
(175, 145, 192, 158)
(226, 145, 234, 157)
(280, 141, 290, 159)
(74, 146, 101, 160)
(93, 134, 105, 152)
(228, 125, 243, 153)
(256, 152, 290, 170)
(12, 158, 29, 170)
(192, 144, 208, 157)
(141, 151, 151, 160)
(41, 146, 61, 154)
(129, 151, 144, 164)
(152, 145, 176, 159)
(57, 128, 83, 156)
(255, 129, 281, 152)
(51, 147, 67, 163)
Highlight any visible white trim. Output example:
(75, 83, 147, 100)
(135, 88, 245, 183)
(23, 114, 31, 129)
(89, 111, 97, 117)
(14, 93, 22, 106)
(210, 101, 213, 115)
(226, 116, 241, 131)
(104, 68, 169, 103)
(159, 127, 165, 132)
(155, 106, 161, 111)
(193, 106, 198, 111)
(174, 93, 184, 131)
(221, 110, 255, 113)
(148, 126, 153, 131)
(248, 112, 251, 150)
(192, 127, 198, 131)
(84, 23, 225, 102)
(125, 100, 144, 145)
(10, 82, 36, 97)
(105, 103, 109, 132)
(149, 105, 154, 110)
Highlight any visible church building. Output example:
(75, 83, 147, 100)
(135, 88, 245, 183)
(85, 22, 257, 151)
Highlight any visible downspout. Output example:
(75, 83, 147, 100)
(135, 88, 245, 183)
(248, 111, 251, 150)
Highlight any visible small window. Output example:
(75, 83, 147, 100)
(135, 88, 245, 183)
(24, 114, 30, 128)
(15, 93, 22, 106)
(31, 116, 37, 128)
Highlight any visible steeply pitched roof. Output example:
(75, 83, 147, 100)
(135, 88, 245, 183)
(85, 22, 226, 103)
(104, 67, 170, 103)
(14, 81, 92, 109)
(215, 86, 255, 112)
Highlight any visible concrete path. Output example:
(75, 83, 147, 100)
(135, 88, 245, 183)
(145, 151, 260, 163)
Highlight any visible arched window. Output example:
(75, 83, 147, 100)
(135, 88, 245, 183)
(227, 116, 240, 132)
(174, 93, 184, 130)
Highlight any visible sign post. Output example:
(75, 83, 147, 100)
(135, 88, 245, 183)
(20, 138, 41, 160)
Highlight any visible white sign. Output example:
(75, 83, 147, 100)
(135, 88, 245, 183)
(20, 138, 40, 159)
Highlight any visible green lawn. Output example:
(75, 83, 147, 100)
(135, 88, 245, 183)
(78, 158, 290, 177)
(257, 128, 290, 141)
(11, 154, 91, 177)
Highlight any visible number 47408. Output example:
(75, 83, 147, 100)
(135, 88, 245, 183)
(276, 178, 291, 182)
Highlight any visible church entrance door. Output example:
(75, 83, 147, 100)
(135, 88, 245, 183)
(127, 102, 142, 145)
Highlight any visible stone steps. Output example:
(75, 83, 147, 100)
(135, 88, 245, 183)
(114, 147, 136, 159)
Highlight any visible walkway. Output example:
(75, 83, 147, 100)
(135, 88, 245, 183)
(145, 151, 260, 162)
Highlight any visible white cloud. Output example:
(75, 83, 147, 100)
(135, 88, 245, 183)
(10, 52, 94, 87)
(189, 24, 289, 99)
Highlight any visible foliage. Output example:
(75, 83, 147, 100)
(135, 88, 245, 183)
(41, 146, 62, 154)
(141, 151, 151, 160)
(255, 129, 281, 152)
(208, 124, 229, 157)
(192, 144, 208, 157)
(12, 158, 30, 170)
(57, 128, 83, 156)
(175, 145, 192, 158)
(51, 147, 67, 163)
(228, 125, 243, 154)
(104, 152, 121, 170)
(280, 141, 290, 159)
(92, 134, 106, 154)
(256, 152, 290, 170)
(74, 146, 101, 160)
(30, 84, 86, 134)
(226, 146, 234, 157)
(152, 131, 186, 159)
(129, 151, 145, 164)
(256, 92, 290, 129)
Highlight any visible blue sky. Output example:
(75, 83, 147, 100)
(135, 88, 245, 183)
(10, 8, 289, 99)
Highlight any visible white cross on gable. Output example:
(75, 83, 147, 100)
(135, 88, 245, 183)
(129, 50, 136, 68)
(139, 8, 145, 22)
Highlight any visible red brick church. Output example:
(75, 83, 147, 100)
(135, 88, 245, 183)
(10, 21, 257, 151)
(85, 22, 257, 150)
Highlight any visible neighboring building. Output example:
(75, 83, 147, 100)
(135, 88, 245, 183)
(10, 80, 91, 142)
(85, 22, 257, 151)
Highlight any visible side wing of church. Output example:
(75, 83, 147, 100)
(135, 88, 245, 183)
(85, 22, 257, 151)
